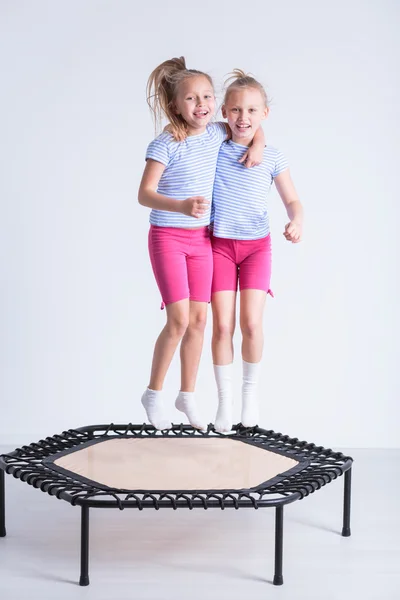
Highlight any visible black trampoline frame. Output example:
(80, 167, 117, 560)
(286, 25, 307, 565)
(0, 423, 353, 587)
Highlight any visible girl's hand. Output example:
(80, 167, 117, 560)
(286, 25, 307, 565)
(238, 145, 263, 168)
(181, 196, 210, 218)
(284, 220, 302, 243)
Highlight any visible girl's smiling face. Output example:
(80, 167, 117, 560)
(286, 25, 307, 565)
(223, 87, 269, 145)
(173, 76, 216, 135)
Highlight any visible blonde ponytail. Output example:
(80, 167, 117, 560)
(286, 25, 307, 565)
(224, 69, 268, 107)
(146, 56, 214, 141)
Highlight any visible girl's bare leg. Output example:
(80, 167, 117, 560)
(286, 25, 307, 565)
(180, 301, 208, 392)
(211, 291, 236, 365)
(239, 289, 267, 426)
(240, 289, 266, 363)
(142, 299, 189, 430)
(211, 291, 237, 432)
(175, 301, 208, 429)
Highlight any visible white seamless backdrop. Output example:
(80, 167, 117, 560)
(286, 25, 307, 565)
(1, 0, 399, 447)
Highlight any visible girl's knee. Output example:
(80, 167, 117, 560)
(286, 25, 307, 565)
(166, 314, 189, 338)
(188, 311, 207, 334)
(213, 321, 234, 340)
(240, 321, 260, 339)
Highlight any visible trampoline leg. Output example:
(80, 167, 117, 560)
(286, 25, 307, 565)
(273, 505, 284, 585)
(0, 470, 6, 537)
(342, 467, 352, 537)
(79, 505, 90, 586)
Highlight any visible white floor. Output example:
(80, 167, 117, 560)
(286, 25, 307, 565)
(0, 448, 399, 600)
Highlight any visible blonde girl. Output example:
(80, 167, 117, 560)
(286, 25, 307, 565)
(138, 58, 264, 430)
(210, 70, 304, 432)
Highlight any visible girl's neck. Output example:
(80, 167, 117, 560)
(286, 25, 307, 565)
(186, 125, 207, 137)
(230, 134, 254, 147)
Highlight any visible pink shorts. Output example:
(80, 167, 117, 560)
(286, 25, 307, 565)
(211, 234, 273, 295)
(148, 225, 213, 308)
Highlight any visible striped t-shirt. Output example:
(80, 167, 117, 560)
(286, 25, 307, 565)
(145, 122, 227, 228)
(212, 141, 289, 240)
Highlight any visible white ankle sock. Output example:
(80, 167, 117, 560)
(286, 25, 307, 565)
(141, 388, 172, 431)
(175, 391, 207, 431)
(241, 360, 260, 427)
(213, 363, 234, 433)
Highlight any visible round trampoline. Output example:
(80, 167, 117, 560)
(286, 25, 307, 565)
(0, 423, 353, 586)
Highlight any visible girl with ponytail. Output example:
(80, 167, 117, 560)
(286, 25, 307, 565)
(210, 70, 304, 433)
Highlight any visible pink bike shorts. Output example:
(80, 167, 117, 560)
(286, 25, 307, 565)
(211, 233, 273, 296)
(148, 225, 213, 308)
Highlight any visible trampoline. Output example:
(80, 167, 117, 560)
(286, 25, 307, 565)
(0, 423, 353, 586)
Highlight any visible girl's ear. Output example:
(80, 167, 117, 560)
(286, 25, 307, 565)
(262, 106, 270, 120)
(170, 101, 179, 115)
(222, 105, 227, 118)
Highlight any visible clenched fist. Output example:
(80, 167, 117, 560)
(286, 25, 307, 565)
(181, 196, 210, 218)
(284, 221, 302, 243)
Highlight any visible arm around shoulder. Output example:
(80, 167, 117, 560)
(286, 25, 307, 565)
(238, 126, 265, 168)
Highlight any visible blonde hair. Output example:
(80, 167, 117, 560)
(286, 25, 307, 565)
(147, 56, 214, 142)
(224, 69, 268, 107)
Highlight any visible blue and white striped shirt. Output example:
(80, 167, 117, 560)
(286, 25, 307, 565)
(212, 141, 289, 240)
(145, 122, 227, 228)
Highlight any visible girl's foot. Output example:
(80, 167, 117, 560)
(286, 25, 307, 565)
(241, 401, 259, 427)
(175, 391, 207, 431)
(213, 363, 233, 433)
(141, 388, 172, 431)
(241, 360, 260, 427)
(214, 401, 233, 433)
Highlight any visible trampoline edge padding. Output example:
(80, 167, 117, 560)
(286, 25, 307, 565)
(0, 423, 353, 510)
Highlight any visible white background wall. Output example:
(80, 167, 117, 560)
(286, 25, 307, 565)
(1, 0, 398, 447)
